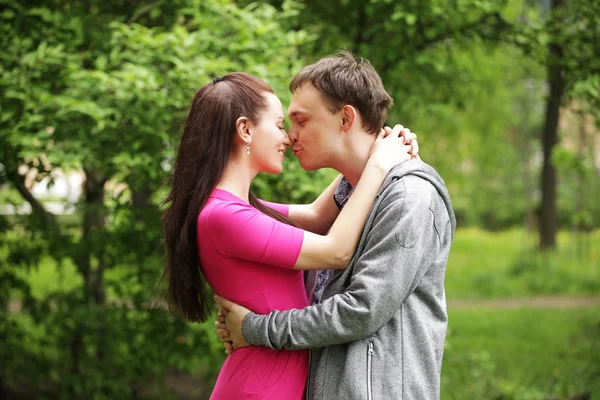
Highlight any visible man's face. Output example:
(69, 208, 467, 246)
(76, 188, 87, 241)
(287, 83, 341, 170)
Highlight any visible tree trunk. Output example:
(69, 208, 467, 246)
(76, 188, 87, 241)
(71, 168, 107, 381)
(131, 182, 153, 286)
(83, 169, 107, 364)
(539, 0, 565, 251)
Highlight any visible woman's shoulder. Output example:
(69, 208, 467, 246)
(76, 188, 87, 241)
(199, 193, 256, 228)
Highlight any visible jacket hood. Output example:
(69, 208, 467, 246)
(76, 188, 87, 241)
(383, 159, 457, 239)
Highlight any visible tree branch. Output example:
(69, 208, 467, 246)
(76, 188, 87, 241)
(5, 167, 61, 236)
(127, 0, 164, 24)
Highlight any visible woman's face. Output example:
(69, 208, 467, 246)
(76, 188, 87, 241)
(250, 92, 291, 174)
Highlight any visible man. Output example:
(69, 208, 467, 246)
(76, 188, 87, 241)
(214, 50, 456, 400)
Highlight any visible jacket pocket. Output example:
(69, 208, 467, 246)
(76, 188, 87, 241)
(367, 341, 374, 400)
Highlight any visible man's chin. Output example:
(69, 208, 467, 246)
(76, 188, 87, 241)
(299, 158, 319, 171)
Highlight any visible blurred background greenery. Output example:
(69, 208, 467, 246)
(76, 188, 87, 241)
(0, 0, 598, 399)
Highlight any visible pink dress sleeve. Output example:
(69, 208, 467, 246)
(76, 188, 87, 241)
(206, 201, 303, 269)
(258, 199, 290, 216)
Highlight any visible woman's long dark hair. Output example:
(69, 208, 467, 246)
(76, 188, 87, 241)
(159, 73, 296, 323)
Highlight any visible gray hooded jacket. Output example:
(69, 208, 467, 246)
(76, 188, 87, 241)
(243, 160, 456, 400)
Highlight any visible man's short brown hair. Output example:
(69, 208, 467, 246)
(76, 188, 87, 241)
(290, 50, 393, 134)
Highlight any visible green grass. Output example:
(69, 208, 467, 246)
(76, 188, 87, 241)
(446, 228, 600, 299)
(442, 307, 600, 400)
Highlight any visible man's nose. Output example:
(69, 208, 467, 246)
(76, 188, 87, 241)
(288, 127, 298, 143)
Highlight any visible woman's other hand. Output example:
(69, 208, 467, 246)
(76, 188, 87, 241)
(368, 124, 413, 173)
(384, 125, 419, 159)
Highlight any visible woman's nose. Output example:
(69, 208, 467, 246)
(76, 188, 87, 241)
(283, 132, 292, 147)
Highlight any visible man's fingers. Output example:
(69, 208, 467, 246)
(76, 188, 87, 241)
(217, 328, 231, 342)
(219, 306, 229, 319)
(218, 307, 228, 323)
(224, 341, 233, 355)
(213, 294, 236, 311)
(214, 320, 227, 330)
(217, 328, 230, 338)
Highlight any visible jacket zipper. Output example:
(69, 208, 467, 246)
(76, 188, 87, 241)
(367, 341, 373, 400)
(305, 349, 312, 400)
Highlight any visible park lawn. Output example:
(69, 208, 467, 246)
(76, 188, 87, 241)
(445, 228, 600, 299)
(442, 307, 600, 400)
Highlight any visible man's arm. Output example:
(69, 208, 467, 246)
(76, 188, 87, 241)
(241, 176, 442, 350)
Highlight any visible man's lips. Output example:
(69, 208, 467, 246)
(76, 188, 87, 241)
(292, 148, 303, 157)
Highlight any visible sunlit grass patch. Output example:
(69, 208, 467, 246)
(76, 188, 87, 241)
(446, 228, 600, 299)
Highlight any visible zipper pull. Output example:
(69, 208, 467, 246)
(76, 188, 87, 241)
(368, 342, 373, 354)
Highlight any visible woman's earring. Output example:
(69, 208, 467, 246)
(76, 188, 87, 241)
(245, 141, 251, 155)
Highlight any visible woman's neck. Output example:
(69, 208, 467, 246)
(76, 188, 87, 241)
(215, 153, 256, 203)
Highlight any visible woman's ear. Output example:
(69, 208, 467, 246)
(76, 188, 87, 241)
(340, 105, 356, 132)
(235, 116, 252, 144)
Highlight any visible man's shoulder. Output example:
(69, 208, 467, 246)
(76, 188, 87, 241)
(379, 173, 436, 209)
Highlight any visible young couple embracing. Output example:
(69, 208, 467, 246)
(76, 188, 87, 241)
(161, 50, 456, 400)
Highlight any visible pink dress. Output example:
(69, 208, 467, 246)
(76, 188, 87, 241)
(197, 189, 309, 399)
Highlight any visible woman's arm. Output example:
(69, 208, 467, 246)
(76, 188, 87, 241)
(292, 126, 409, 271)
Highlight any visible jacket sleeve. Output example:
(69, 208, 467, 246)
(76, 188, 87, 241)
(242, 176, 443, 350)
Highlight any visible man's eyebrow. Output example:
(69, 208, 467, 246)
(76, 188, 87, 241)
(289, 110, 307, 118)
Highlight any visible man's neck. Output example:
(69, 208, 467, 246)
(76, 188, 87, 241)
(330, 129, 376, 187)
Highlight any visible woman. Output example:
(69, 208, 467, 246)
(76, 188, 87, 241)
(160, 72, 415, 399)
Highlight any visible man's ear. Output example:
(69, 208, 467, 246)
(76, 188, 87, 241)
(340, 105, 357, 132)
(235, 116, 252, 144)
